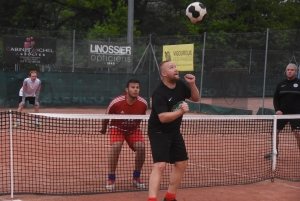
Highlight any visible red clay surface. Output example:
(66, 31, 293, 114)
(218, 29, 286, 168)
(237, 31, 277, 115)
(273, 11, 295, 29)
(0, 179, 299, 201)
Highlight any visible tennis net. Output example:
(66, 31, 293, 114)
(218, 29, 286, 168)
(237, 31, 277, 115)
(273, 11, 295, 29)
(0, 111, 299, 195)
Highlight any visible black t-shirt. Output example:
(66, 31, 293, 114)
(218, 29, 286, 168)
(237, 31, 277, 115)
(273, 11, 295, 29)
(273, 78, 300, 113)
(148, 80, 191, 132)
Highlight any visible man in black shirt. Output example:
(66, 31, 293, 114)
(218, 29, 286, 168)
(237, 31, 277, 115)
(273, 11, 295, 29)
(265, 63, 300, 158)
(147, 60, 200, 201)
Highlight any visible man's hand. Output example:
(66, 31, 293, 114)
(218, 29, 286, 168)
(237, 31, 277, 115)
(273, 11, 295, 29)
(100, 119, 109, 134)
(184, 74, 196, 85)
(100, 129, 106, 134)
(180, 101, 189, 114)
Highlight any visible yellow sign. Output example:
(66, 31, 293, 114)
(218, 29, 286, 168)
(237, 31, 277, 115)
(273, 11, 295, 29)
(162, 44, 194, 71)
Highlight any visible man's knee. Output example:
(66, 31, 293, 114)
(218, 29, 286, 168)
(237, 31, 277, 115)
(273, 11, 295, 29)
(174, 160, 188, 170)
(18, 104, 24, 112)
(111, 141, 123, 150)
(109, 142, 123, 157)
(153, 162, 167, 173)
(133, 141, 145, 151)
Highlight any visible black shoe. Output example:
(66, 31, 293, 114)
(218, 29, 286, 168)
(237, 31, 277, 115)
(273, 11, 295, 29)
(264, 150, 279, 159)
(163, 199, 177, 201)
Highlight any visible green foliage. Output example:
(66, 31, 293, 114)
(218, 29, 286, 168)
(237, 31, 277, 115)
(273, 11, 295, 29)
(224, 60, 241, 68)
(59, 10, 75, 20)
(87, 0, 141, 38)
(1, 0, 300, 36)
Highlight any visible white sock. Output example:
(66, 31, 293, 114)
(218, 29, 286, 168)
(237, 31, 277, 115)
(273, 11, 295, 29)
(35, 118, 39, 124)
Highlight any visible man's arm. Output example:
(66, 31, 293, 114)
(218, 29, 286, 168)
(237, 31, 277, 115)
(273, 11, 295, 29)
(34, 81, 41, 105)
(273, 85, 280, 113)
(100, 100, 116, 134)
(21, 80, 27, 105)
(136, 105, 147, 126)
(188, 83, 200, 102)
(184, 74, 200, 102)
(100, 119, 110, 134)
(158, 101, 189, 123)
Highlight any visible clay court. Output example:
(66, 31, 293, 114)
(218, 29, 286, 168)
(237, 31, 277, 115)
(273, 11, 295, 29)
(0, 179, 299, 201)
(0, 107, 299, 201)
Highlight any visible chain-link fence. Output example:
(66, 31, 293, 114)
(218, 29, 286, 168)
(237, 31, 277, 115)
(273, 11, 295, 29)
(1, 27, 300, 114)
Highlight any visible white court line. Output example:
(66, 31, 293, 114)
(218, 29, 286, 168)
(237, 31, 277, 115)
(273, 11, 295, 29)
(188, 162, 258, 179)
(283, 183, 300, 189)
(192, 134, 300, 149)
(215, 134, 300, 149)
(187, 133, 271, 143)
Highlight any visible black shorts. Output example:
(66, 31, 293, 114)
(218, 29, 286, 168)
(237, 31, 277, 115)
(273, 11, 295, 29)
(148, 130, 188, 164)
(277, 118, 300, 131)
(19, 96, 36, 105)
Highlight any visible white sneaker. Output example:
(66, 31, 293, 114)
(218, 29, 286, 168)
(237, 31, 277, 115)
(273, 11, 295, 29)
(35, 122, 42, 127)
(132, 178, 145, 189)
(106, 179, 115, 190)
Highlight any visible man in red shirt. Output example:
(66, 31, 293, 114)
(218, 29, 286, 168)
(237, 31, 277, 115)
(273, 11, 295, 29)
(100, 78, 148, 190)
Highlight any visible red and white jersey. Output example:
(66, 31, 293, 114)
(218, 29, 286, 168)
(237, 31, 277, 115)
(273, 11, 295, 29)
(106, 94, 148, 131)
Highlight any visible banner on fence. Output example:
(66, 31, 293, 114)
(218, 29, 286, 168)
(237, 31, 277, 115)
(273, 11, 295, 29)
(162, 44, 194, 71)
(88, 41, 132, 68)
(3, 36, 56, 64)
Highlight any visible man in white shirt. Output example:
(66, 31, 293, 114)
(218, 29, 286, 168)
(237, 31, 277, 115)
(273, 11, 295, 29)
(14, 70, 41, 128)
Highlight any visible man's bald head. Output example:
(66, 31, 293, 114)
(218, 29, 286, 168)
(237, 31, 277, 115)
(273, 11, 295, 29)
(159, 60, 171, 75)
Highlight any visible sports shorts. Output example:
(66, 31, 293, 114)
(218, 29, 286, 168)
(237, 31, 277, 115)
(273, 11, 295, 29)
(19, 96, 36, 105)
(277, 118, 300, 131)
(148, 130, 188, 164)
(109, 127, 144, 151)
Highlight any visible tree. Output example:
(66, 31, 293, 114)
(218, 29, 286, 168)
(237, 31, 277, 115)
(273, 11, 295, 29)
(1, 0, 300, 36)
(87, 0, 140, 39)
(0, 0, 125, 34)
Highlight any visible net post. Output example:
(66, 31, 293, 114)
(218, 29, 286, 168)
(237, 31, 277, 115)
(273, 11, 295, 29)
(9, 110, 14, 200)
(272, 115, 277, 171)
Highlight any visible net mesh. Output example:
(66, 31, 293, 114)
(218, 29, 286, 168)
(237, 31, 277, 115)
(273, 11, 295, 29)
(0, 111, 299, 195)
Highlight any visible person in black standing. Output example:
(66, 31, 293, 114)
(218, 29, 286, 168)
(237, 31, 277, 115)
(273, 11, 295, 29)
(265, 63, 300, 158)
(147, 60, 200, 201)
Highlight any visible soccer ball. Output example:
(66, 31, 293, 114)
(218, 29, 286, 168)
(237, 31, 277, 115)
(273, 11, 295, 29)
(186, 2, 207, 23)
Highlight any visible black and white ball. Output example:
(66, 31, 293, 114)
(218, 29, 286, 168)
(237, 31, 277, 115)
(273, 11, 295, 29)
(186, 2, 207, 23)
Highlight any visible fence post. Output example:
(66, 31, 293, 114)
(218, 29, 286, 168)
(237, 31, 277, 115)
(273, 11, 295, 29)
(262, 28, 269, 115)
(148, 34, 152, 102)
(72, 30, 75, 72)
(127, 0, 134, 45)
(199, 32, 206, 112)
(249, 48, 252, 74)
